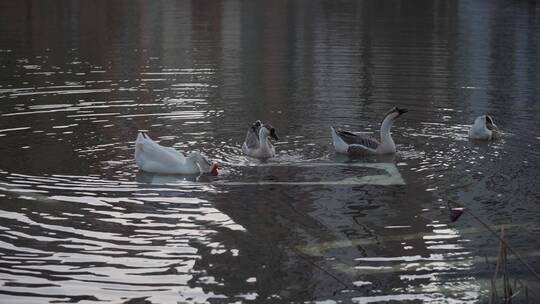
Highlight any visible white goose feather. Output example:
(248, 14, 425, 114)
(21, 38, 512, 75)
(469, 115, 499, 140)
(134, 133, 218, 175)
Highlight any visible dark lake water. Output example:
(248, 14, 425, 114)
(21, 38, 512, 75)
(1, 0, 539, 303)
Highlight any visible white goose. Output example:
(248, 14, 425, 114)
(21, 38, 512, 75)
(242, 120, 279, 158)
(134, 133, 219, 175)
(331, 107, 408, 155)
(469, 115, 499, 140)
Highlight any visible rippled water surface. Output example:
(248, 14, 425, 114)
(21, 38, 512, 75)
(1, 0, 540, 303)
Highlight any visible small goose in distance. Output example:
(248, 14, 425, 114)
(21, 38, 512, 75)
(468, 115, 499, 140)
(331, 107, 408, 155)
(135, 132, 219, 175)
(242, 120, 279, 158)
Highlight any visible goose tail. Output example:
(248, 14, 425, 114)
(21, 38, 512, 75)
(330, 126, 349, 154)
(136, 132, 147, 151)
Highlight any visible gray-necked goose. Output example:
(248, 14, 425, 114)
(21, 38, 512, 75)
(331, 107, 408, 155)
(242, 120, 279, 158)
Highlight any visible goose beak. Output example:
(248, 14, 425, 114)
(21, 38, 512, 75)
(397, 108, 408, 115)
(211, 164, 219, 176)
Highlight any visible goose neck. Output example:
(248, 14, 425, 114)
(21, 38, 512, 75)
(258, 128, 269, 143)
(380, 116, 394, 143)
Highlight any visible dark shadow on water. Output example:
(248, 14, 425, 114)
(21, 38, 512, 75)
(331, 152, 398, 164)
(135, 170, 216, 184)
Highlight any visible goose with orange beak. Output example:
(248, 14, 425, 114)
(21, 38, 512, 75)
(135, 133, 219, 175)
(242, 120, 279, 158)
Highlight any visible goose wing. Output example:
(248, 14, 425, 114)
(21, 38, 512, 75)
(336, 129, 379, 150)
(135, 133, 186, 167)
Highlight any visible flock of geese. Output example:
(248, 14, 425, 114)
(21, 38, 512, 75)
(134, 107, 499, 175)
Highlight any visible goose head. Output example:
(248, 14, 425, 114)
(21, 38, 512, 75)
(250, 120, 262, 133)
(383, 107, 408, 122)
(260, 124, 279, 141)
(484, 115, 498, 132)
(188, 151, 219, 176)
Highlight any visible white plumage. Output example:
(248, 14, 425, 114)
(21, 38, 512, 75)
(134, 133, 218, 175)
(469, 115, 499, 140)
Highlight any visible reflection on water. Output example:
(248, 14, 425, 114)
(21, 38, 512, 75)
(1, 0, 539, 303)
